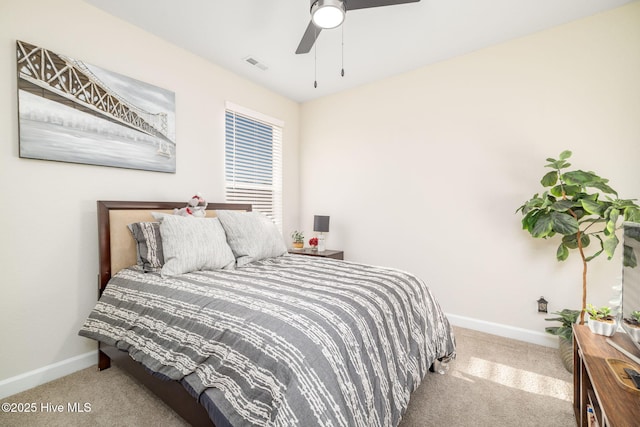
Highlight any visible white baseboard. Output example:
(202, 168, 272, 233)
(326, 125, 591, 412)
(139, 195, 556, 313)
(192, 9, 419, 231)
(446, 313, 559, 348)
(0, 351, 97, 400)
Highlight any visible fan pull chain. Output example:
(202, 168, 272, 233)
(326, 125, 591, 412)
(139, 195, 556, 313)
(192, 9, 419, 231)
(341, 24, 345, 77)
(314, 26, 318, 88)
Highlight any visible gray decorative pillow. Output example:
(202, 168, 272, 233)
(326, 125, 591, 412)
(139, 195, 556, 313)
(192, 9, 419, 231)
(152, 213, 235, 277)
(127, 222, 164, 272)
(216, 210, 287, 267)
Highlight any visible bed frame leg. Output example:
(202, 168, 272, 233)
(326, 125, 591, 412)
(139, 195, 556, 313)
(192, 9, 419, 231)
(98, 349, 111, 370)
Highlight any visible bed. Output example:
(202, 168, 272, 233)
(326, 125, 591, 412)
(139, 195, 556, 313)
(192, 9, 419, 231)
(80, 200, 456, 427)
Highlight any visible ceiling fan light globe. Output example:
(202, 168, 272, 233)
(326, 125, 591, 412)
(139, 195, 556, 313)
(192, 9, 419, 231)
(311, 0, 345, 29)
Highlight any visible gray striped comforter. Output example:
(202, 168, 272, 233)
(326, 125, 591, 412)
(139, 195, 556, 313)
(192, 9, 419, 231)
(79, 255, 456, 426)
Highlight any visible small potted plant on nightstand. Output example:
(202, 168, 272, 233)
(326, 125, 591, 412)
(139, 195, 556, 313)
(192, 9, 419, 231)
(291, 231, 304, 249)
(585, 304, 617, 337)
(623, 310, 640, 342)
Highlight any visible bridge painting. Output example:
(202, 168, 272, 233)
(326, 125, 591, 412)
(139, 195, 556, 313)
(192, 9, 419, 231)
(16, 40, 176, 173)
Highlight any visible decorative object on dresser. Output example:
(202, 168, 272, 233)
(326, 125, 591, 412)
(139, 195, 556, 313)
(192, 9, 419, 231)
(313, 214, 330, 251)
(585, 304, 618, 337)
(573, 324, 640, 427)
(16, 40, 176, 173)
(516, 150, 640, 324)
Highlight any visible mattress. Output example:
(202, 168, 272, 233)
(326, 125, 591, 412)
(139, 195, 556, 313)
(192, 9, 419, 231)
(79, 254, 455, 426)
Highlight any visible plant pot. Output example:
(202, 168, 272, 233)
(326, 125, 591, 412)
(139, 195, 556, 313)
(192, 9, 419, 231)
(292, 242, 304, 249)
(587, 318, 617, 337)
(624, 322, 640, 342)
(558, 336, 573, 373)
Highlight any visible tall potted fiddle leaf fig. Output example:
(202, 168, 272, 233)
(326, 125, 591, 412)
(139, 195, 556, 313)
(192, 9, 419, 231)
(516, 150, 640, 324)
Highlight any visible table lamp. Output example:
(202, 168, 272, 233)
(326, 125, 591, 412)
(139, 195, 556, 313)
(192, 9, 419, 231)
(313, 215, 330, 252)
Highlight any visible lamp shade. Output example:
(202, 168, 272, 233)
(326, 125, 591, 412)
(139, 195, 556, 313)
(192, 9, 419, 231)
(313, 215, 330, 233)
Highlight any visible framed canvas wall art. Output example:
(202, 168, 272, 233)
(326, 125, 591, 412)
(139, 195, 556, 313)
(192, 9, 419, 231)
(16, 40, 176, 173)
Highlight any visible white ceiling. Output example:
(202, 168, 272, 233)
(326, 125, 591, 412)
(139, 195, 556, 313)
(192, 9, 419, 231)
(84, 0, 634, 103)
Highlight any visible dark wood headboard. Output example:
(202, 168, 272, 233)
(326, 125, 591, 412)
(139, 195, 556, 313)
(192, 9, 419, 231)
(95, 200, 253, 426)
(97, 200, 252, 293)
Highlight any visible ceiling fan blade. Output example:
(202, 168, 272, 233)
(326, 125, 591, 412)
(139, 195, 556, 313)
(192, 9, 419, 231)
(345, 0, 420, 11)
(295, 21, 322, 54)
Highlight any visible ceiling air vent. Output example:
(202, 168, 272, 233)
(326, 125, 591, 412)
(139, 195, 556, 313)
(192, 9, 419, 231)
(243, 56, 268, 71)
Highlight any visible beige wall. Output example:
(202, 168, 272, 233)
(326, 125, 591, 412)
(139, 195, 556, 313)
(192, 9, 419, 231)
(300, 3, 640, 342)
(0, 0, 299, 387)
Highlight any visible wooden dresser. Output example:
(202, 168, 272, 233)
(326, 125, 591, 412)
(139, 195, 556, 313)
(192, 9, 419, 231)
(573, 325, 640, 427)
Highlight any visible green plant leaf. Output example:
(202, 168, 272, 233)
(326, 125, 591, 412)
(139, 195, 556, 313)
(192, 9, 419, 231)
(580, 199, 604, 216)
(549, 185, 562, 197)
(545, 308, 579, 340)
(551, 200, 575, 212)
(579, 217, 605, 227)
(624, 207, 640, 222)
(559, 150, 572, 160)
(521, 209, 543, 232)
(606, 209, 620, 234)
(562, 233, 590, 250)
(517, 195, 545, 214)
(531, 213, 553, 237)
(573, 207, 586, 220)
(563, 170, 600, 186)
(545, 160, 568, 169)
(614, 199, 640, 209)
(623, 244, 638, 268)
(585, 236, 604, 262)
(581, 192, 600, 202)
(551, 184, 580, 198)
(603, 234, 619, 259)
(589, 181, 618, 196)
(550, 212, 579, 235)
(541, 171, 558, 187)
(585, 248, 604, 262)
(557, 243, 569, 261)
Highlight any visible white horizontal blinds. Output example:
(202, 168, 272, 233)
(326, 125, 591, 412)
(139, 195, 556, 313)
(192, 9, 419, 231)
(225, 105, 283, 231)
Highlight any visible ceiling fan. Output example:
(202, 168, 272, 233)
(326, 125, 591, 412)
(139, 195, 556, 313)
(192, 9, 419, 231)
(295, 0, 421, 54)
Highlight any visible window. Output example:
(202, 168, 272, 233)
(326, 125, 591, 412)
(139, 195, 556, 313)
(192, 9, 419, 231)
(225, 102, 283, 230)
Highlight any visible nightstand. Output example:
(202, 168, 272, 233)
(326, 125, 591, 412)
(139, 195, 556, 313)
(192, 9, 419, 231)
(288, 249, 344, 260)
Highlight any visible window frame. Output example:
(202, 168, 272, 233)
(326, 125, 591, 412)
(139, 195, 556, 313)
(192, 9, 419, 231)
(224, 102, 283, 231)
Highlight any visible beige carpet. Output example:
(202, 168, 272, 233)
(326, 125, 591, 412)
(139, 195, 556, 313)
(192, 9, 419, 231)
(0, 327, 574, 426)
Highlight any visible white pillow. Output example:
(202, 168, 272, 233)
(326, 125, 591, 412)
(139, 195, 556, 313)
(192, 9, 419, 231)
(216, 210, 287, 267)
(152, 213, 235, 277)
